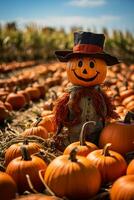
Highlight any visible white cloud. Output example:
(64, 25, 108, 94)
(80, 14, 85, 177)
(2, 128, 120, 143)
(0, 15, 120, 32)
(67, 0, 106, 7)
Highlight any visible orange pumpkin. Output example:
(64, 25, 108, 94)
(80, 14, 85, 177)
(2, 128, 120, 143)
(64, 121, 98, 156)
(6, 92, 26, 110)
(21, 119, 48, 139)
(17, 90, 31, 104)
(38, 115, 57, 133)
(25, 87, 41, 101)
(87, 143, 127, 183)
(44, 148, 101, 199)
(110, 175, 134, 200)
(0, 171, 17, 200)
(99, 112, 134, 155)
(5, 139, 41, 166)
(66, 57, 107, 87)
(127, 159, 134, 175)
(6, 146, 47, 194)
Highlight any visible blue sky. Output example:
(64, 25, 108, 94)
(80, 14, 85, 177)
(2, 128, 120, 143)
(0, 0, 134, 32)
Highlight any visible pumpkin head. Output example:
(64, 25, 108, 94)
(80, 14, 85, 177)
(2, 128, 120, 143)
(64, 121, 98, 156)
(66, 57, 107, 87)
(6, 146, 47, 194)
(5, 139, 41, 166)
(110, 175, 134, 200)
(99, 111, 134, 155)
(0, 171, 17, 200)
(87, 143, 127, 183)
(44, 148, 101, 199)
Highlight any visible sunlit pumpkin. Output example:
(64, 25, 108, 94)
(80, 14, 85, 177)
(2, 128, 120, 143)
(21, 119, 48, 139)
(44, 148, 101, 199)
(64, 121, 98, 156)
(6, 146, 47, 194)
(110, 175, 134, 200)
(87, 143, 127, 183)
(99, 112, 134, 155)
(66, 57, 107, 87)
(5, 139, 41, 166)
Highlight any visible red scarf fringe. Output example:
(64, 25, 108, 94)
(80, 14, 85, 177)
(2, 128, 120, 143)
(53, 87, 119, 127)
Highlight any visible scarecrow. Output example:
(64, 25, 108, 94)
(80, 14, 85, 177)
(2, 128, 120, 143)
(53, 31, 119, 144)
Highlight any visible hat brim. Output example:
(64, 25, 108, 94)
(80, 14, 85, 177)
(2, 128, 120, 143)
(55, 50, 120, 66)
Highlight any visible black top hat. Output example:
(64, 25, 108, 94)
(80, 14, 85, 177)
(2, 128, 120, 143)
(55, 31, 119, 66)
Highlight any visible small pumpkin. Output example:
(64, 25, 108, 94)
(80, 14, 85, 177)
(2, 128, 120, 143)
(25, 87, 41, 101)
(66, 57, 107, 87)
(0, 171, 17, 200)
(110, 175, 134, 200)
(87, 143, 127, 183)
(5, 139, 41, 166)
(127, 159, 134, 175)
(64, 121, 98, 156)
(6, 92, 26, 110)
(6, 145, 47, 194)
(38, 115, 57, 133)
(44, 148, 101, 199)
(17, 90, 31, 104)
(33, 83, 46, 98)
(99, 111, 134, 155)
(21, 119, 48, 139)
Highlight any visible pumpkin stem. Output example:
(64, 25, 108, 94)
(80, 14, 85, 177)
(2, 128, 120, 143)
(124, 111, 134, 124)
(80, 121, 96, 146)
(69, 147, 78, 162)
(23, 138, 29, 145)
(26, 174, 38, 193)
(20, 146, 32, 161)
(39, 170, 55, 196)
(33, 117, 42, 127)
(102, 143, 112, 156)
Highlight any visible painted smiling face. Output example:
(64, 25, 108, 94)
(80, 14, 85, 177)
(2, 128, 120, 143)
(66, 56, 107, 87)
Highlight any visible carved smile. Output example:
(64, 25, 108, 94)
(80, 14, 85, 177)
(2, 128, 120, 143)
(72, 70, 100, 82)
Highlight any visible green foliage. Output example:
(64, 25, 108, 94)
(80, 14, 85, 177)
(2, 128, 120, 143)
(0, 22, 134, 64)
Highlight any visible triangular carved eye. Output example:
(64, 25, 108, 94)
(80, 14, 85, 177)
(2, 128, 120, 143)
(89, 61, 95, 68)
(78, 60, 83, 67)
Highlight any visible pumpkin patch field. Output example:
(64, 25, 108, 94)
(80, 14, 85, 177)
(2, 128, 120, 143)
(0, 59, 134, 200)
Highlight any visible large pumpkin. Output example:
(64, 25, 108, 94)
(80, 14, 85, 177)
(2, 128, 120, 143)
(5, 139, 41, 166)
(0, 171, 17, 200)
(99, 112, 134, 155)
(6, 146, 47, 194)
(66, 57, 107, 87)
(64, 121, 98, 156)
(44, 148, 101, 199)
(87, 143, 127, 183)
(110, 175, 134, 200)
